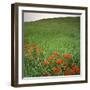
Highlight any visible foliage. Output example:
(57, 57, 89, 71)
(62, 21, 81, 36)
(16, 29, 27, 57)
(24, 17, 80, 77)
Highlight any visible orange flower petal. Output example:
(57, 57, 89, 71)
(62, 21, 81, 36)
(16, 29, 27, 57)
(76, 67, 80, 73)
(63, 54, 73, 59)
(43, 60, 50, 65)
(53, 51, 59, 57)
(48, 55, 54, 60)
(71, 65, 80, 74)
(52, 67, 61, 74)
(56, 59, 64, 65)
(64, 69, 71, 75)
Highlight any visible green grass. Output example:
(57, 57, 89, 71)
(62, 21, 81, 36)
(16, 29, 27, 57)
(23, 17, 80, 77)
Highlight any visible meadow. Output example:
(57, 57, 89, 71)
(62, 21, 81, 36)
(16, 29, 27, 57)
(23, 17, 80, 77)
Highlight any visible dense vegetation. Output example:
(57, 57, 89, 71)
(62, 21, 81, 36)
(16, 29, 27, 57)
(23, 17, 80, 77)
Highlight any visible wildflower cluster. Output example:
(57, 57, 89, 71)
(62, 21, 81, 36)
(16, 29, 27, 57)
(24, 42, 80, 77)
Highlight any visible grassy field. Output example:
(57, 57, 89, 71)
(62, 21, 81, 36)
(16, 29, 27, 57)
(23, 17, 80, 77)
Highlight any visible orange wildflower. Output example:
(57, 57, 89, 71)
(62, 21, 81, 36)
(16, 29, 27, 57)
(52, 67, 61, 74)
(71, 65, 80, 74)
(76, 67, 80, 73)
(63, 53, 73, 59)
(71, 69, 76, 75)
(43, 60, 50, 65)
(36, 47, 40, 54)
(56, 59, 64, 65)
(72, 66, 76, 71)
(64, 69, 71, 75)
(53, 51, 59, 56)
(48, 55, 54, 60)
